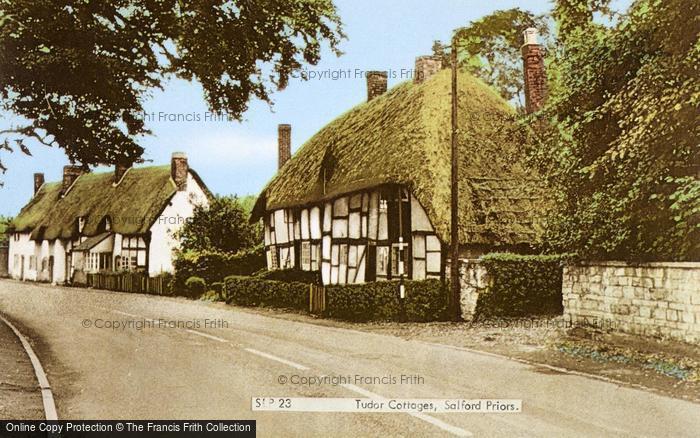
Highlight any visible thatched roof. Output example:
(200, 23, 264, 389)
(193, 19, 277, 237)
(10, 166, 208, 241)
(252, 69, 548, 246)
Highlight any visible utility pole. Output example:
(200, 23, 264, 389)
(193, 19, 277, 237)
(449, 33, 461, 321)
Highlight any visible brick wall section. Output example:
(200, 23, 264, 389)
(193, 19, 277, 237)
(521, 43, 547, 114)
(366, 71, 388, 101)
(414, 56, 442, 84)
(171, 152, 188, 191)
(563, 262, 700, 344)
(278, 124, 292, 169)
(33, 173, 44, 195)
(61, 165, 85, 194)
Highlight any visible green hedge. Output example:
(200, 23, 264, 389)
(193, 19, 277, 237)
(254, 269, 321, 284)
(183, 276, 206, 298)
(173, 245, 266, 291)
(223, 275, 308, 310)
(475, 253, 564, 317)
(326, 279, 448, 322)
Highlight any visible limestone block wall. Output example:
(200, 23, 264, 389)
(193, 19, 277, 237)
(563, 262, 700, 344)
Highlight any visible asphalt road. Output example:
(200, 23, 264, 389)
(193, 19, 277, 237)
(0, 279, 698, 437)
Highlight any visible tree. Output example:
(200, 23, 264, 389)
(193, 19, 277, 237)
(532, 0, 699, 261)
(433, 8, 551, 109)
(0, 0, 344, 174)
(177, 195, 260, 254)
(0, 215, 10, 244)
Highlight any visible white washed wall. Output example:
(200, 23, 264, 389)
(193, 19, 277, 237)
(148, 172, 209, 276)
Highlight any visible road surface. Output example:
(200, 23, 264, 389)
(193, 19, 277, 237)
(0, 279, 698, 437)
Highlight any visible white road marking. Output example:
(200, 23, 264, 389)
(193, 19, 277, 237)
(340, 383, 472, 437)
(185, 329, 229, 343)
(0, 313, 59, 421)
(99, 305, 472, 436)
(244, 347, 309, 370)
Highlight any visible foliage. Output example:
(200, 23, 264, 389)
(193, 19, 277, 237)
(475, 253, 564, 317)
(223, 275, 308, 310)
(0, 215, 10, 243)
(173, 245, 266, 291)
(325, 280, 448, 322)
(0, 0, 343, 174)
(200, 290, 224, 302)
(184, 276, 206, 297)
(433, 8, 551, 109)
(254, 269, 321, 284)
(533, 0, 700, 261)
(178, 195, 261, 254)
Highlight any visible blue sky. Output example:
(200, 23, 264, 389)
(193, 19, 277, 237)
(0, 0, 629, 216)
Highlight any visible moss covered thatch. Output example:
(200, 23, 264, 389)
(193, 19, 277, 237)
(253, 69, 547, 246)
(11, 166, 178, 240)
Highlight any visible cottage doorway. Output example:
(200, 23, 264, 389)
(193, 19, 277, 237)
(65, 252, 71, 283)
(48, 256, 54, 283)
(20, 255, 24, 280)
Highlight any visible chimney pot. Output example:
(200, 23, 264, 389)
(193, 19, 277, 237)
(366, 71, 388, 101)
(278, 124, 292, 169)
(521, 28, 547, 114)
(33, 173, 44, 195)
(523, 27, 539, 45)
(62, 165, 85, 195)
(414, 56, 442, 84)
(171, 152, 188, 191)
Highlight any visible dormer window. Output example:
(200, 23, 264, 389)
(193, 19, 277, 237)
(77, 216, 86, 234)
(99, 216, 112, 233)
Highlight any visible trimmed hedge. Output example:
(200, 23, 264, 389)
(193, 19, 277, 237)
(475, 253, 564, 317)
(326, 279, 448, 322)
(173, 245, 266, 291)
(183, 276, 206, 298)
(254, 269, 321, 284)
(224, 275, 308, 310)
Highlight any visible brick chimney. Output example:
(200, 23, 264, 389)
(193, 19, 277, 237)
(61, 165, 85, 194)
(414, 56, 442, 84)
(521, 28, 547, 114)
(171, 152, 188, 191)
(33, 173, 44, 195)
(366, 71, 388, 101)
(114, 161, 130, 184)
(278, 124, 291, 169)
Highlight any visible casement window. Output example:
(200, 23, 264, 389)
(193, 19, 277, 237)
(29, 255, 37, 270)
(280, 247, 293, 269)
(269, 245, 279, 270)
(377, 246, 390, 277)
(99, 253, 112, 271)
(41, 257, 48, 271)
(121, 236, 146, 271)
(301, 242, 311, 270)
(310, 244, 320, 271)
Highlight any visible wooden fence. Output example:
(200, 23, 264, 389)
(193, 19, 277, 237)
(309, 284, 326, 314)
(87, 272, 169, 295)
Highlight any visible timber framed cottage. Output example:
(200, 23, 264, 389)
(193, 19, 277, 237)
(252, 30, 549, 286)
(7, 153, 210, 284)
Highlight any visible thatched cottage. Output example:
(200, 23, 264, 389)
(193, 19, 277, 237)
(252, 32, 548, 285)
(7, 153, 210, 284)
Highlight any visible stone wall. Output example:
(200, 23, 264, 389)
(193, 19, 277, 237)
(451, 259, 489, 320)
(563, 262, 700, 344)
